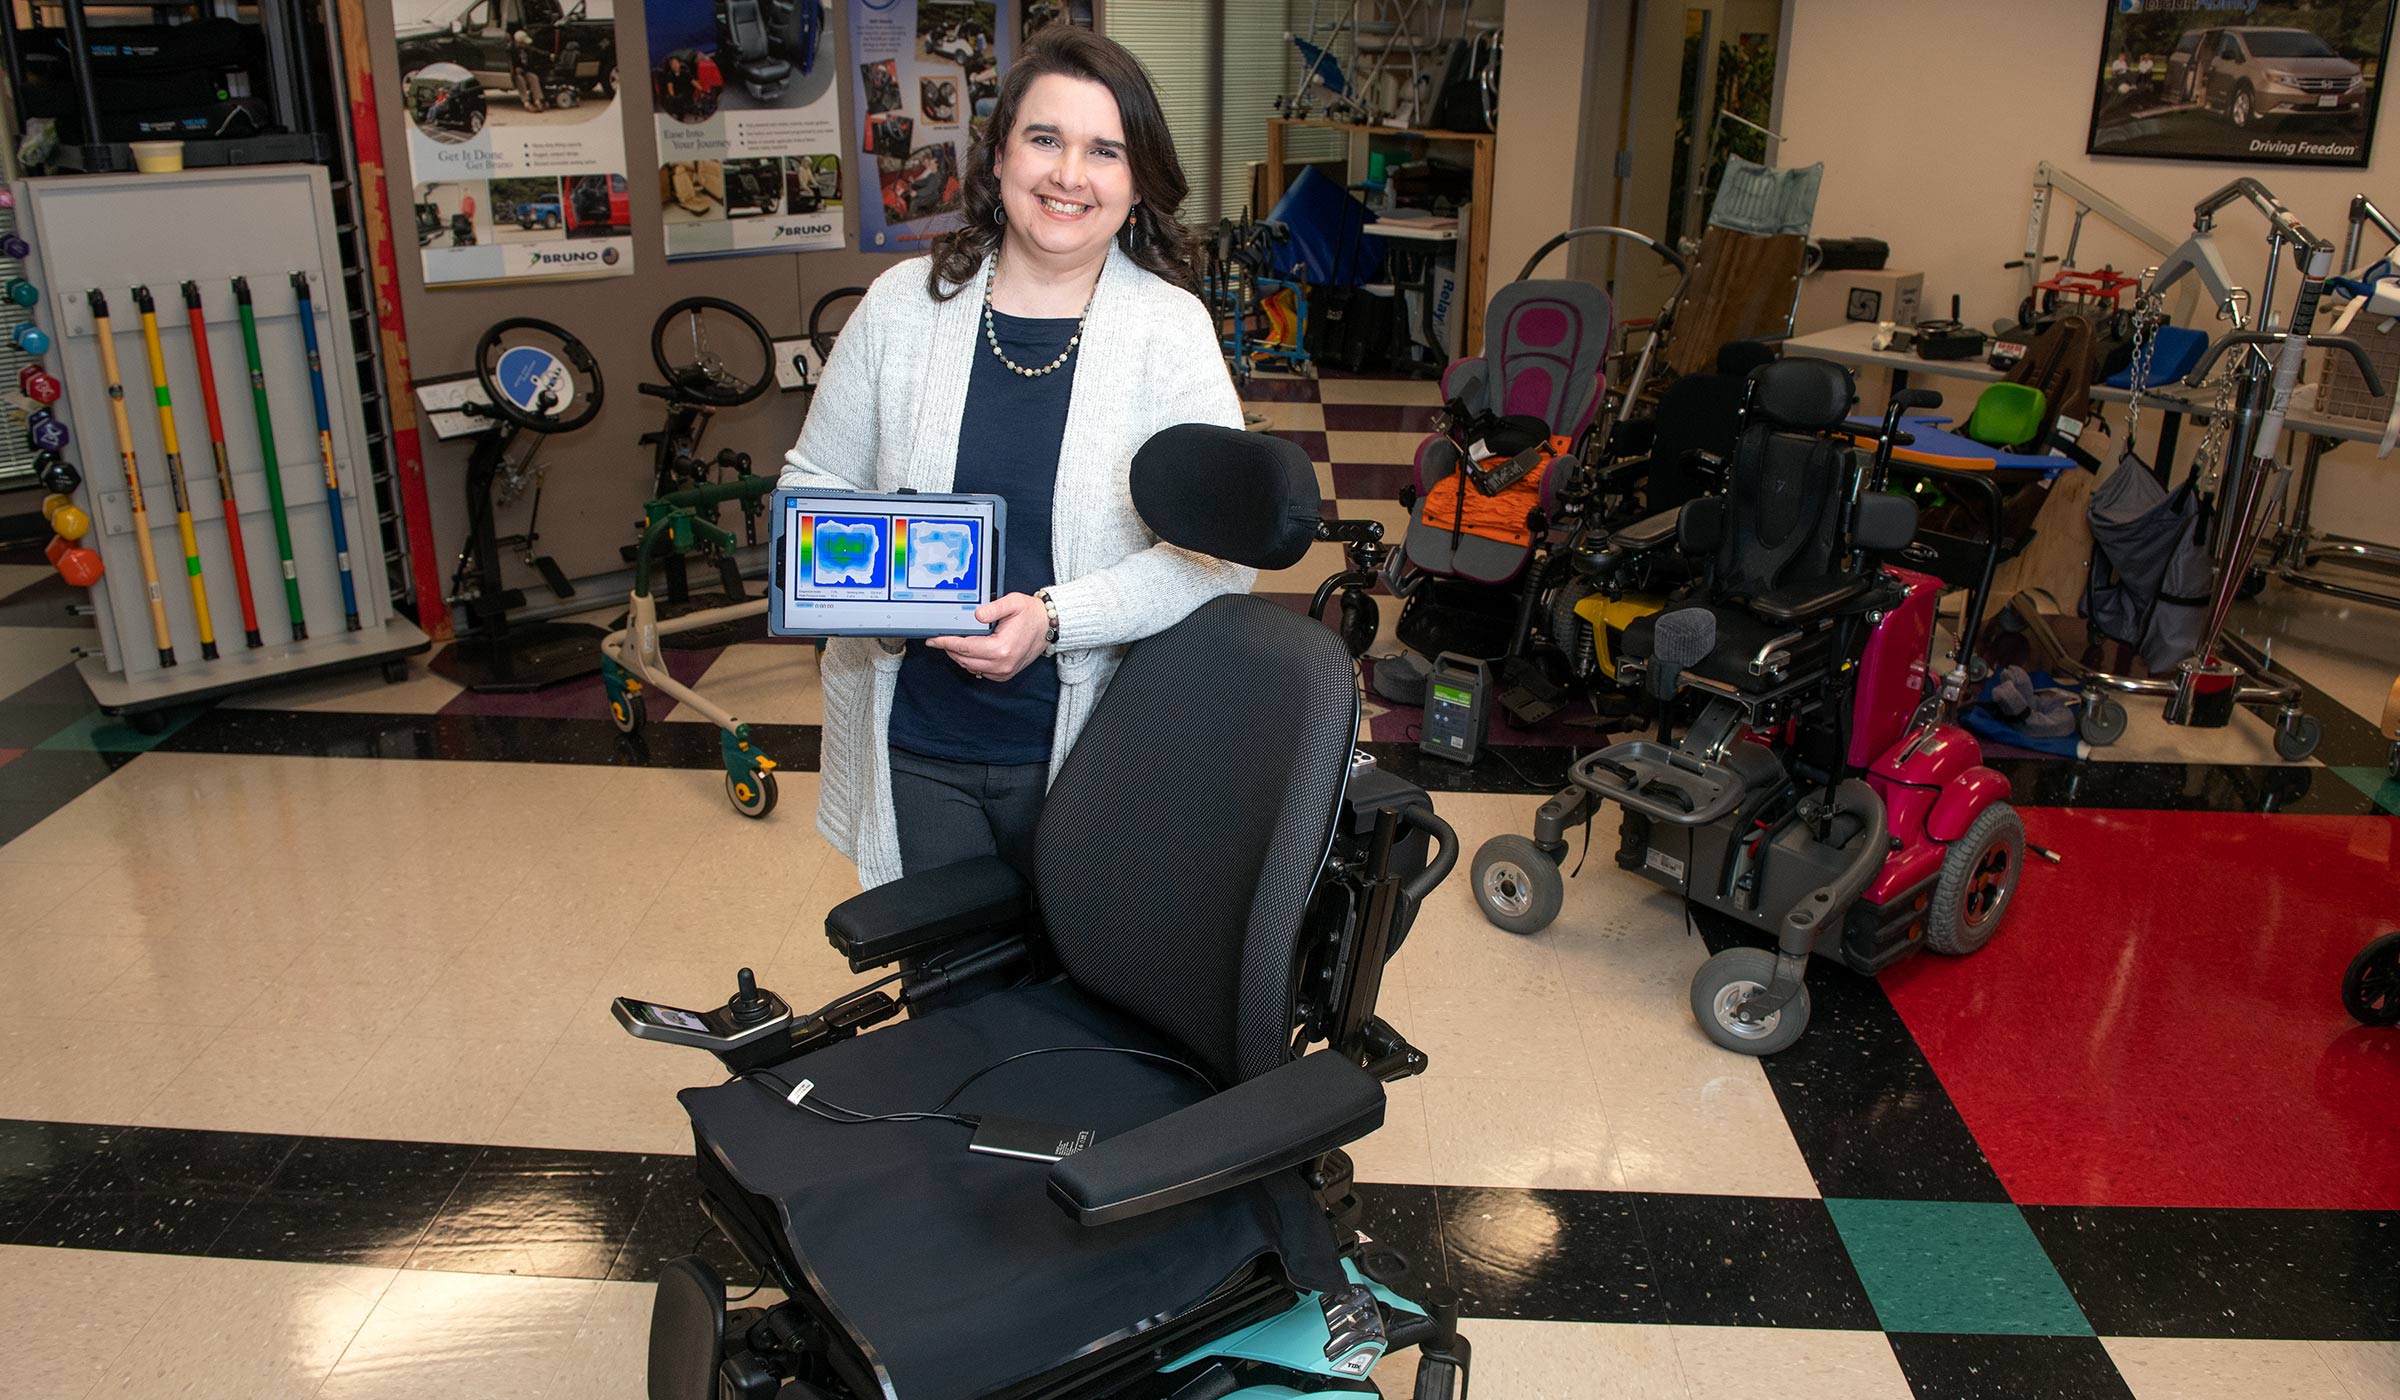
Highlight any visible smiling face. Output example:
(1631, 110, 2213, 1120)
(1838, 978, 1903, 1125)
(992, 72, 1134, 272)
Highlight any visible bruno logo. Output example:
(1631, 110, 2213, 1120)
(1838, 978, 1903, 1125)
(530, 249, 604, 266)
(776, 221, 836, 239)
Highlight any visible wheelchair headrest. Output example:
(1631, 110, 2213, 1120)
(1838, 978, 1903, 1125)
(1747, 357, 1855, 432)
(1131, 425, 1320, 570)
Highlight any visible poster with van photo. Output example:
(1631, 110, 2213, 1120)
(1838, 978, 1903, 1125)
(846, 0, 1081, 252)
(2088, 1, 2393, 167)
(392, 0, 635, 283)
(647, 0, 847, 259)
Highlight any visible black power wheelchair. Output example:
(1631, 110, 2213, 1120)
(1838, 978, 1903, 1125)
(615, 425, 1473, 1399)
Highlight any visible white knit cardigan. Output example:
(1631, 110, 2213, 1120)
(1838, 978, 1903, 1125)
(780, 242, 1251, 887)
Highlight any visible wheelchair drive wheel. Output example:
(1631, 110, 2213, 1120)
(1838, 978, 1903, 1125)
(1691, 946, 1809, 1055)
(2343, 932, 2400, 1026)
(1472, 834, 1564, 935)
(1924, 803, 2023, 955)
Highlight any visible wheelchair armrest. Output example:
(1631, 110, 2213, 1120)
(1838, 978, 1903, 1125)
(1678, 497, 1726, 554)
(1607, 506, 1683, 551)
(824, 854, 1029, 973)
(1047, 1050, 1384, 1227)
(1748, 574, 1871, 623)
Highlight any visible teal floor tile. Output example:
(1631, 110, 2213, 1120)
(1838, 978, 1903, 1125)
(2331, 765, 2400, 815)
(1825, 1197, 2093, 1337)
(34, 704, 201, 755)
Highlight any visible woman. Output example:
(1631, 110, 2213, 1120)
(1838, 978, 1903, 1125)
(782, 27, 1246, 888)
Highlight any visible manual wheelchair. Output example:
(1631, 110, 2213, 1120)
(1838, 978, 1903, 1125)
(617, 425, 1472, 1399)
(1470, 359, 2027, 1054)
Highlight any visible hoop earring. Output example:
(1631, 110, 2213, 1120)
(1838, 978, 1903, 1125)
(993, 203, 1006, 226)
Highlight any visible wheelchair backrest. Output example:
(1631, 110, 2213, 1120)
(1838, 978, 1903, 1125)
(1033, 427, 1357, 1087)
(1717, 358, 1857, 597)
(1643, 371, 1746, 513)
(724, 0, 768, 54)
(1482, 279, 1613, 439)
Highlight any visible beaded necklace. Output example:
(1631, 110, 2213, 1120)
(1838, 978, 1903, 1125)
(981, 254, 1093, 378)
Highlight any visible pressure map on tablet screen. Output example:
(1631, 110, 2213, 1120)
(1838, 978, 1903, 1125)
(770, 490, 1005, 636)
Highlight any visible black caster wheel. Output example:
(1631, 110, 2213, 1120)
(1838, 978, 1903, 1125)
(610, 691, 646, 736)
(2236, 565, 2269, 601)
(727, 768, 777, 819)
(2342, 932, 2400, 1026)
(1471, 834, 1564, 936)
(1690, 947, 1808, 1055)
(2078, 693, 2127, 747)
(125, 709, 167, 736)
(1337, 589, 1378, 660)
(2274, 712, 2321, 763)
(382, 659, 411, 684)
(2386, 741, 2399, 781)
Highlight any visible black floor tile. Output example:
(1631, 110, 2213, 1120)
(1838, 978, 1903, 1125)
(2024, 1205, 2400, 1341)
(1988, 757, 2375, 815)
(409, 1146, 664, 1279)
(14, 1124, 296, 1255)
(213, 1135, 480, 1267)
(1886, 1333, 2135, 1400)
(1437, 1185, 1659, 1324)
(156, 707, 821, 773)
(1351, 1181, 1447, 1298)
(1632, 1191, 1878, 1330)
(0, 1120, 114, 1242)
(0, 572, 89, 628)
(610, 1169, 769, 1287)
(0, 744, 135, 807)
(0, 662, 96, 749)
(1695, 913, 2008, 1204)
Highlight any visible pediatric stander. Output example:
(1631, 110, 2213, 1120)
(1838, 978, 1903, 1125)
(617, 425, 1472, 1399)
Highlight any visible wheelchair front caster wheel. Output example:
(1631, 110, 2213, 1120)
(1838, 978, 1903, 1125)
(2342, 932, 2400, 1025)
(2078, 693, 2127, 747)
(1472, 834, 1564, 935)
(2273, 711, 2321, 763)
(727, 769, 777, 819)
(1690, 947, 1808, 1055)
(610, 691, 646, 736)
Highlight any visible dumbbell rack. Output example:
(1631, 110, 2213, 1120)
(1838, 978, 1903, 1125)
(20, 165, 426, 719)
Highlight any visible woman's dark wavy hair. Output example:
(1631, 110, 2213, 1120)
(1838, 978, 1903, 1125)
(926, 27, 1198, 300)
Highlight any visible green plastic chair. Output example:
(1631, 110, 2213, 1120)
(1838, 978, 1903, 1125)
(1962, 382, 2048, 449)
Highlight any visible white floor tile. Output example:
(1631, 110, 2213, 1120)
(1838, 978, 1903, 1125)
(86, 1255, 395, 1400)
(2105, 1335, 2356, 1400)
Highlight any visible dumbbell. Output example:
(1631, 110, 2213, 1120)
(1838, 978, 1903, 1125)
(6, 279, 38, 308)
(36, 451, 78, 493)
(50, 503, 88, 541)
(18, 364, 59, 403)
(28, 409, 68, 453)
(1, 234, 30, 260)
(56, 548, 101, 587)
(12, 323, 49, 355)
(41, 491, 72, 521)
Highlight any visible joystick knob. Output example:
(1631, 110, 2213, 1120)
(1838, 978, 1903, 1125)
(729, 967, 772, 1026)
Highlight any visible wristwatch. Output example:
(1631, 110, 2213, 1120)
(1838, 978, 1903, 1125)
(1036, 588, 1060, 647)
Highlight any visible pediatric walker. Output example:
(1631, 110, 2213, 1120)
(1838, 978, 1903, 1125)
(599, 475, 783, 819)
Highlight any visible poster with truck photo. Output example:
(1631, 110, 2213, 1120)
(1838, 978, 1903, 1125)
(394, 0, 635, 283)
(649, 0, 847, 259)
(845, 0, 1083, 252)
(2088, 0, 2393, 167)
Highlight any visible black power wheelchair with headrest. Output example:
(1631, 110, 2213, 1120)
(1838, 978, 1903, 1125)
(615, 425, 1473, 1399)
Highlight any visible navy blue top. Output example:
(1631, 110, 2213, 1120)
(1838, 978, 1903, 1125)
(887, 310, 1078, 765)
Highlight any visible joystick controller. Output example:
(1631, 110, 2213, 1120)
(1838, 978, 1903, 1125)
(729, 967, 774, 1027)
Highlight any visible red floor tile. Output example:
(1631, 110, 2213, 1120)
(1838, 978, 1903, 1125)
(1880, 808, 2400, 1210)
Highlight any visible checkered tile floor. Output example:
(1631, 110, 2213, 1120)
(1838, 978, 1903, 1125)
(0, 370, 2395, 1399)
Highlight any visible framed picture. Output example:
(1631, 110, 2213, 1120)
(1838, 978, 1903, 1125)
(2086, 0, 2394, 167)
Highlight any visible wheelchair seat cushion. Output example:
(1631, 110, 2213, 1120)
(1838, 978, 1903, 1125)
(1621, 601, 1838, 695)
(678, 978, 1345, 1400)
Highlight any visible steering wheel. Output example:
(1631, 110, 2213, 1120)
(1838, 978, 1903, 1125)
(474, 318, 605, 434)
(809, 286, 866, 363)
(650, 296, 775, 408)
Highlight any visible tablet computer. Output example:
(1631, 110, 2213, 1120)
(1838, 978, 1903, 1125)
(767, 488, 1006, 638)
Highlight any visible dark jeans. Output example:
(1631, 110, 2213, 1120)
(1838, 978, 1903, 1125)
(889, 746, 1047, 879)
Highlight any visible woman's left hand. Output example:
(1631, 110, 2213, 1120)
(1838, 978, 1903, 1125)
(928, 592, 1049, 682)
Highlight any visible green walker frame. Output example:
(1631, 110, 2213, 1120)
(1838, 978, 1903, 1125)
(600, 475, 786, 818)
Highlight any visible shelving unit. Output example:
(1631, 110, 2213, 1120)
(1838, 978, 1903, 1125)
(1263, 116, 1494, 355)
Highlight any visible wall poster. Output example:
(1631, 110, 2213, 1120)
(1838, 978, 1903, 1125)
(2088, 1, 2393, 167)
(844, 0, 1082, 253)
(649, 0, 847, 259)
(397, 0, 636, 284)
